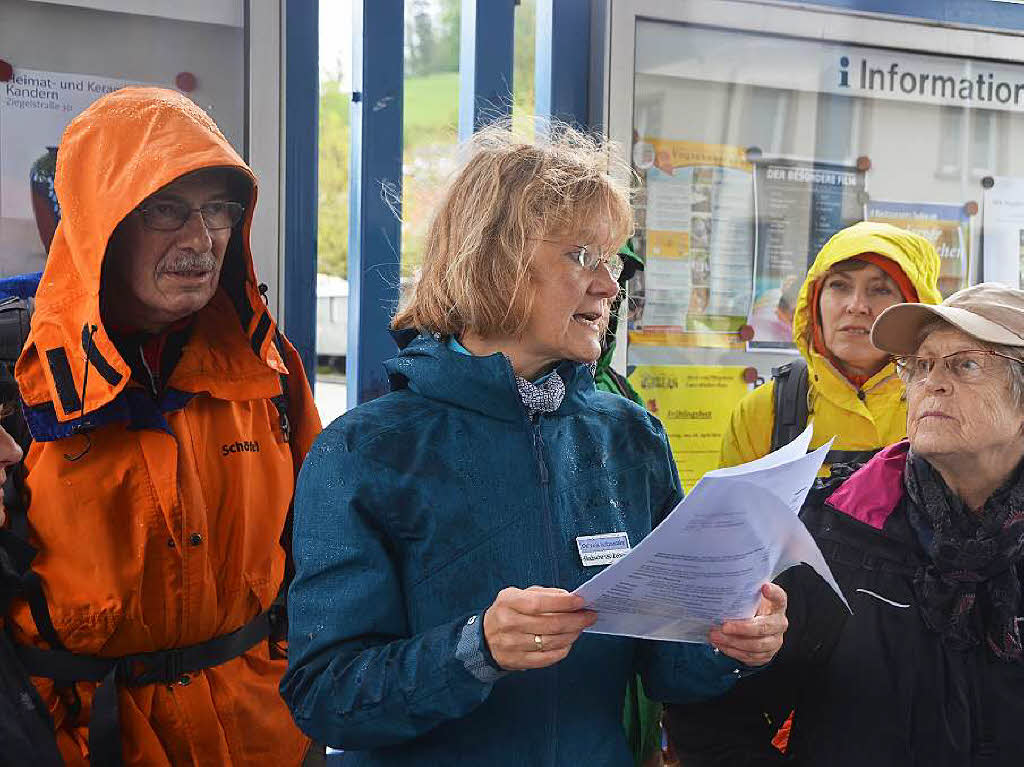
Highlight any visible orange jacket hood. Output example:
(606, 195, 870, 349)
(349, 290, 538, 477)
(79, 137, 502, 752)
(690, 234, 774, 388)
(16, 87, 288, 422)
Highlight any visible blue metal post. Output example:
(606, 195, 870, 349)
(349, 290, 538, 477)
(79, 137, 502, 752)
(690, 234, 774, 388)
(459, 0, 516, 141)
(348, 1, 403, 408)
(284, 0, 319, 387)
(535, 0, 590, 129)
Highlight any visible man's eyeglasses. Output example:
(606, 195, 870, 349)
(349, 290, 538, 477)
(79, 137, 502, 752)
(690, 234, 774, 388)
(136, 200, 245, 232)
(893, 349, 1024, 385)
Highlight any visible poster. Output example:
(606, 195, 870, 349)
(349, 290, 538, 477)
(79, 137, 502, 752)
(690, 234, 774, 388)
(981, 177, 1024, 288)
(749, 159, 865, 349)
(0, 68, 143, 276)
(628, 365, 750, 490)
(865, 200, 970, 297)
(630, 140, 754, 348)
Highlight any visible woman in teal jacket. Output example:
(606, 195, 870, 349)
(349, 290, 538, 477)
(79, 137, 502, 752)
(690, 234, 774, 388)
(281, 124, 788, 766)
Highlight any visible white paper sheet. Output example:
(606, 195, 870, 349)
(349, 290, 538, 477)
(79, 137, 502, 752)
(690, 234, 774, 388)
(573, 424, 849, 642)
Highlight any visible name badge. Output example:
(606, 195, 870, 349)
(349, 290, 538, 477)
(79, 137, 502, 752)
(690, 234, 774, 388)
(576, 532, 630, 567)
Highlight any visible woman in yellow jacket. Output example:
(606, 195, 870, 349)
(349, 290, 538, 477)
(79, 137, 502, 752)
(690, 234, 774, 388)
(721, 221, 942, 471)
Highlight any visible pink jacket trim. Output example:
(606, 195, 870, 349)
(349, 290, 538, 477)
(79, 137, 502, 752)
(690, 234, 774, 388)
(825, 440, 910, 529)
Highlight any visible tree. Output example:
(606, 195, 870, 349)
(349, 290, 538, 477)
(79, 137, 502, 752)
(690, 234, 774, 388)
(317, 74, 350, 278)
(435, 0, 460, 73)
(406, 0, 437, 77)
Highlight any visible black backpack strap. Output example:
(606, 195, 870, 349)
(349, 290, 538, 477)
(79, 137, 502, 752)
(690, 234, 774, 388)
(1, 446, 64, 656)
(270, 330, 291, 445)
(770, 357, 809, 452)
(268, 330, 293, 653)
(0, 298, 64, 652)
(825, 448, 881, 466)
(15, 611, 271, 767)
(607, 368, 634, 400)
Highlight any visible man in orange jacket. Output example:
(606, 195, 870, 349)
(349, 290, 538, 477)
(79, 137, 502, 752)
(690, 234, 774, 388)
(5, 87, 321, 765)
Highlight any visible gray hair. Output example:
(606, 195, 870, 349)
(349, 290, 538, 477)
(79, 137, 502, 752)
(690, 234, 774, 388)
(986, 340, 1024, 409)
(906, 317, 1024, 407)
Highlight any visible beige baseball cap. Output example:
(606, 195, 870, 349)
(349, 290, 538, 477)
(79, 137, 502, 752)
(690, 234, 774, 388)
(871, 282, 1024, 355)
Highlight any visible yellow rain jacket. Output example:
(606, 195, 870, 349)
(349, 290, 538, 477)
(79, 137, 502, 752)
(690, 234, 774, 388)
(720, 221, 941, 470)
(7, 88, 321, 766)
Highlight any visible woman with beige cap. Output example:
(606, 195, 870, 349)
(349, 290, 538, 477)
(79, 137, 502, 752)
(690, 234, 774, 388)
(665, 282, 1024, 765)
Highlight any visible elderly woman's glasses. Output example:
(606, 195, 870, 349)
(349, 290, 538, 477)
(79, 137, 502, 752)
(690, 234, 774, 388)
(136, 200, 245, 231)
(894, 349, 1024, 385)
(557, 244, 624, 281)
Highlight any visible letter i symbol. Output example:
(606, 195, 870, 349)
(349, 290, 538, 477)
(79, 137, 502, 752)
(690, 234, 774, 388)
(839, 56, 850, 87)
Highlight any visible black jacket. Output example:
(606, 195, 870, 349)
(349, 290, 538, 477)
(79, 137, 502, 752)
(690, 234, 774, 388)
(665, 445, 1024, 766)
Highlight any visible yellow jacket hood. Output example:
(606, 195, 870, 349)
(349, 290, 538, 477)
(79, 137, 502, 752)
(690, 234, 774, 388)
(792, 220, 943, 362)
(719, 221, 942, 472)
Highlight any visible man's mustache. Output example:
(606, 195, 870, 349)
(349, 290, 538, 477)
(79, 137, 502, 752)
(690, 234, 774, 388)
(160, 252, 217, 273)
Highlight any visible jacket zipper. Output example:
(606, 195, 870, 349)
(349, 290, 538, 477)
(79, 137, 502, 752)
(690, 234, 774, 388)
(531, 412, 559, 763)
(531, 414, 556, 572)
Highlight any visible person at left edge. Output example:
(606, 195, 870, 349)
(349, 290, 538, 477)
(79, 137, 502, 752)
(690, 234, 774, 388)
(281, 122, 787, 766)
(4, 87, 321, 765)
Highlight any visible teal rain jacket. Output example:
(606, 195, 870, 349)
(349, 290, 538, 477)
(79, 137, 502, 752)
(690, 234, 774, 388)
(281, 332, 750, 765)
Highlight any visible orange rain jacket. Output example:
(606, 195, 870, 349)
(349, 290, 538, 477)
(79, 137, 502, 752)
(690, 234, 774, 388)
(7, 88, 321, 766)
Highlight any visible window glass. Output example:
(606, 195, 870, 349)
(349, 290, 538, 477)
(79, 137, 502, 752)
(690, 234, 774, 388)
(626, 20, 1017, 364)
(625, 18, 1024, 485)
(0, 0, 244, 276)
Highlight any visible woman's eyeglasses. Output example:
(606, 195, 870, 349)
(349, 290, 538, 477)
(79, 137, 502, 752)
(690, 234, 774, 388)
(541, 242, 624, 281)
(894, 349, 1024, 385)
(136, 200, 245, 231)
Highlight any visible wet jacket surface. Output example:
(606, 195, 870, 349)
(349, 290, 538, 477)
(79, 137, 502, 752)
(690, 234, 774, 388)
(282, 333, 750, 766)
(666, 443, 1024, 766)
(8, 88, 321, 765)
(595, 341, 662, 767)
(720, 222, 941, 469)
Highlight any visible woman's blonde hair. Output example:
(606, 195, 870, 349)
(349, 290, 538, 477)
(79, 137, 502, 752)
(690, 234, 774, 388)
(391, 120, 634, 338)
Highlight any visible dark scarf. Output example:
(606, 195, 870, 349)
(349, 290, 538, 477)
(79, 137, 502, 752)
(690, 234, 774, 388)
(904, 452, 1024, 661)
(110, 318, 193, 397)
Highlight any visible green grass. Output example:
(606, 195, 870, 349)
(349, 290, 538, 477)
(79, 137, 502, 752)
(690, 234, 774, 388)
(404, 71, 460, 148)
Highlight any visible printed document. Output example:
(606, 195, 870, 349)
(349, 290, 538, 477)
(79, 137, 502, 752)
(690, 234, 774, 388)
(574, 424, 849, 642)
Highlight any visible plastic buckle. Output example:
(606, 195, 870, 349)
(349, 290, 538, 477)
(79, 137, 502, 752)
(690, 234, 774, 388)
(128, 647, 185, 686)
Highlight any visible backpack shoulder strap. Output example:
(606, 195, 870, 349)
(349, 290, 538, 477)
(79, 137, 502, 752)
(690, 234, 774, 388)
(270, 330, 291, 445)
(770, 357, 809, 452)
(0, 294, 65, 653)
(267, 330, 292, 652)
(825, 448, 881, 467)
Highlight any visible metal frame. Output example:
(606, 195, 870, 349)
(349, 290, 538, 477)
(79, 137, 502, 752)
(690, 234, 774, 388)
(340, 1, 1024, 399)
(604, 0, 1024, 156)
(246, 0, 284, 323)
(459, 0, 516, 140)
(283, 0, 319, 384)
(535, 0, 591, 129)
(348, 0, 403, 408)
(600, 0, 1024, 372)
(791, 0, 1024, 30)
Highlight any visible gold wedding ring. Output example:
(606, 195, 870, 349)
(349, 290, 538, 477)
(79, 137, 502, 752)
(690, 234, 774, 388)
(533, 634, 544, 652)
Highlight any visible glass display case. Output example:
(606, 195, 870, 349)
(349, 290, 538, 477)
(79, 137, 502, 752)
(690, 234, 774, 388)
(600, 0, 1024, 484)
(0, 0, 284, 311)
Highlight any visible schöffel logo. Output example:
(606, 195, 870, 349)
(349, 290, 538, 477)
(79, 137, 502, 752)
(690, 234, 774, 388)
(837, 54, 1024, 108)
(222, 439, 260, 456)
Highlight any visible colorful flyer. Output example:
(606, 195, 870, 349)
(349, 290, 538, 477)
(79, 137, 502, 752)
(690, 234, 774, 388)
(628, 365, 751, 490)
(630, 140, 754, 349)
(981, 177, 1024, 288)
(865, 200, 970, 297)
(749, 159, 865, 350)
